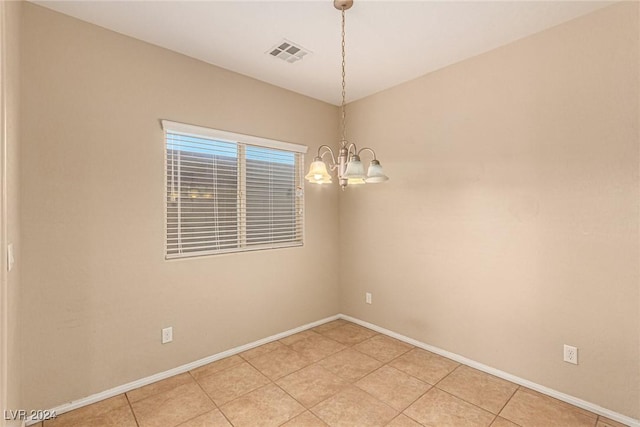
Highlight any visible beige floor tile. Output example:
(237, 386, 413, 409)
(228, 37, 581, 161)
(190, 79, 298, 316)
(176, 409, 232, 427)
(277, 364, 348, 407)
(220, 384, 304, 427)
(190, 355, 243, 381)
(386, 414, 423, 427)
(312, 386, 398, 427)
(239, 341, 286, 361)
(127, 372, 194, 403)
(318, 348, 383, 382)
(437, 365, 518, 414)
(499, 389, 597, 427)
(312, 320, 349, 334)
(319, 323, 378, 345)
(287, 334, 346, 362)
(353, 335, 413, 363)
(389, 348, 459, 384)
(131, 382, 215, 427)
(281, 411, 328, 427)
(356, 365, 431, 411)
(491, 417, 521, 427)
(45, 405, 137, 427)
(197, 362, 270, 406)
(248, 345, 312, 380)
(404, 388, 495, 427)
(44, 395, 129, 427)
(518, 388, 596, 419)
(597, 416, 630, 427)
(280, 329, 322, 346)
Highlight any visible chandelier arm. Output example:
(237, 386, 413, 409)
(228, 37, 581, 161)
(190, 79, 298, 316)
(346, 142, 358, 159)
(317, 145, 338, 167)
(356, 147, 378, 160)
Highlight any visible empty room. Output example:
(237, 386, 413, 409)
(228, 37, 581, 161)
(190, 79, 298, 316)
(0, 0, 638, 426)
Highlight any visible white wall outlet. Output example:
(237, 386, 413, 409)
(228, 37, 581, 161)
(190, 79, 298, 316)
(162, 327, 173, 344)
(365, 292, 372, 304)
(7, 243, 14, 272)
(563, 344, 578, 365)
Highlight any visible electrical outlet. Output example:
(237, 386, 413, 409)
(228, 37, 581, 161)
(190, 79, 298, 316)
(7, 243, 14, 272)
(365, 292, 372, 304)
(162, 327, 173, 344)
(563, 344, 578, 365)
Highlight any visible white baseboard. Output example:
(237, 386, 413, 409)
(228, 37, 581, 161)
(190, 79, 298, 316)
(24, 314, 339, 426)
(340, 314, 640, 427)
(25, 313, 639, 427)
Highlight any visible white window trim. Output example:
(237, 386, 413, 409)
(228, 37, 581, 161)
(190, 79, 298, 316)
(161, 120, 308, 154)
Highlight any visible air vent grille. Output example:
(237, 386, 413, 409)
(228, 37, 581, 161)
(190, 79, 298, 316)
(267, 40, 311, 63)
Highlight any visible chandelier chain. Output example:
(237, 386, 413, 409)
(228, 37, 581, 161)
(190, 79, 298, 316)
(341, 6, 347, 144)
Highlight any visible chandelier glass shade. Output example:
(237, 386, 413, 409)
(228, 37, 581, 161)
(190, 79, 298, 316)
(365, 160, 389, 183)
(304, 157, 333, 184)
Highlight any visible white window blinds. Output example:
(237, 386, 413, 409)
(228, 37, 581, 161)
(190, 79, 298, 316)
(163, 120, 306, 259)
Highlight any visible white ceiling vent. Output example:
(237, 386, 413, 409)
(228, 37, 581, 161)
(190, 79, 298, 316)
(267, 40, 311, 63)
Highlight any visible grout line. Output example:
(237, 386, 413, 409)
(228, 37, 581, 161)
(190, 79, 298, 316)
(220, 382, 274, 410)
(218, 409, 235, 427)
(296, 327, 423, 422)
(271, 380, 306, 411)
(433, 387, 498, 417)
(493, 386, 522, 427)
(123, 392, 141, 427)
(188, 355, 244, 383)
(191, 370, 217, 409)
(431, 362, 461, 387)
(189, 374, 237, 427)
(518, 386, 600, 420)
(268, 381, 315, 426)
(348, 383, 402, 418)
(241, 324, 356, 383)
(400, 407, 426, 426)
(399, 384, 432, 412)
(310, 319, 348, 333)
(352, 364, 432, 414)
(496, 385, 520, 417)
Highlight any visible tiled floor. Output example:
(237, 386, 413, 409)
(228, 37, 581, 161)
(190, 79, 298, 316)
(36, 320, 628, 427)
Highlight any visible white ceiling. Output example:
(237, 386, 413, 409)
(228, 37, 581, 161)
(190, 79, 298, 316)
(33, 0, 613, 105)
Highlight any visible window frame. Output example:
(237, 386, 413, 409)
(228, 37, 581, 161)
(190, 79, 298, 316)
(162, 120, 307, 260)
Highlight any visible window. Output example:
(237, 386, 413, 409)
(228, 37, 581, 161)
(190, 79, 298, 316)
(162, 120, 306, 259)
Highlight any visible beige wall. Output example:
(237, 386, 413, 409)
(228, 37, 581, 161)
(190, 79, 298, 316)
(340, 1, 639, 419)
(2, 0, 23, 421)
(19, 3, 339, 410)
(16, 0, 640, 420)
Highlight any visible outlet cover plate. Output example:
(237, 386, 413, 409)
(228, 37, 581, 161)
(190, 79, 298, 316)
(162, 327, 173, 344)
(563, 344, 578, 364)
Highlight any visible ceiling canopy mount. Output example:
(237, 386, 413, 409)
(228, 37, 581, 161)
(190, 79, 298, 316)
(334, 0, 353, 11)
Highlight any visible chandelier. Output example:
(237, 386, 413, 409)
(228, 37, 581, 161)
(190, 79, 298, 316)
(305, 0, 388, 189)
